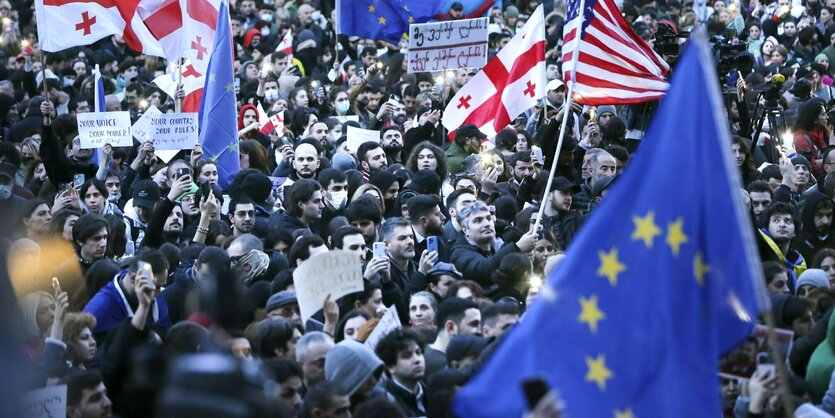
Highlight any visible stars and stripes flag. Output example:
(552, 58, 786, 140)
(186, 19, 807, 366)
(561, 0, 670, 105)
(441, 5, 546, 139)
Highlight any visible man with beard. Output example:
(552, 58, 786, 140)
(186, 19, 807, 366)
(757, 202, 807, 292)
(747, 180, 773, 220)
(307, 122, 332, 155)
(450, 201, 537, 287)
(381, 126, 405, 165)
(540, 176, 582, 249)
(796, 192, 835, 260)
(495, 151, 537, 208)
(445, 124, 485, 175)
(292, 143, 321, 180)
(357, 141, 388, 174)
(408, 194, 447, 263)
(381, 218, 433, 303)
(228, 196, 256, 238)
(142, 174, 190, 248)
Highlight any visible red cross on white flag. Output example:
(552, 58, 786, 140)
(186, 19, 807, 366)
(35, 0, 169, 55)
(152, 59, 205, 112)
(442, 5, 547, 139)
(257, 102, 285, 136)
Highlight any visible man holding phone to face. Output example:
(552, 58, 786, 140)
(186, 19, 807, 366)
(83, 249, 172, 342)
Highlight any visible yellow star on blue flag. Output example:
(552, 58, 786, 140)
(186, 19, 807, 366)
(454, 29, 767, 418)
(337, 0, 440, 44)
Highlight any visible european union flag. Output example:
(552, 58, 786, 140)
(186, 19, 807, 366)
(198, 2, 239, 189)
(92, 65, 106, 165)
(453, 30, 768, 418)
(337, 0, 440, 45)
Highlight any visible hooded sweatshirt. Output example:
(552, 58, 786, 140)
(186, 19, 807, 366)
(325, 340, 384, 398)
(797, 192, 835, 261)
(807, 307, 835, 403)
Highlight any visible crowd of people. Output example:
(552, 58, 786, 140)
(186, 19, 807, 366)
(7, 0, 835, 416)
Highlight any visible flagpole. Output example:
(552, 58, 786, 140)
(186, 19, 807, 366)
(532, 0, 587, 235)
(175, 57, 183, 113)
(39, 51, 50, 125)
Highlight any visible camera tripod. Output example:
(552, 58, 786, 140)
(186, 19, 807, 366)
(750, 91, 787, 163)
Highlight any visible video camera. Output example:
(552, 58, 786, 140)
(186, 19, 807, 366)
(710, 34, 754, 82)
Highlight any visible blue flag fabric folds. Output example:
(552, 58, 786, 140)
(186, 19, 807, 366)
(338, 0, 440, 45)
(453, 30, 767, 418)
(198, 1, 239, 189)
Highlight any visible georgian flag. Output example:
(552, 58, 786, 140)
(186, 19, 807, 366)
(35, 0, 165, 56)
(257, 102, 285, 135)
(275, 30, 293, 59)
(152, 59, 205, 112)
(441, 5, 546, 139)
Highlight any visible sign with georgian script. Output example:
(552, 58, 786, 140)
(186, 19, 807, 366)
(77, 111, 132, 148)
(293, 250, 364, 322)
(21, 385, 66, 418)
(408, 17, 488, 73)
(148, 113, 198, 150)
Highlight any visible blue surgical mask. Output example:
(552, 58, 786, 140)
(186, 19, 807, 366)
(0, 184, 12, 200)
(336, 101, 350, 114)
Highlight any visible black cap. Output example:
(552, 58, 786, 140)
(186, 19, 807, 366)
(132, 179, 161, 209)
(456, 124, 487, 140)
(446, 335, 490, 364)
(552, 176, 581, 193)
(0, 162, 15, 179)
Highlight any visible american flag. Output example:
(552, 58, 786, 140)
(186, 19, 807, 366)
(561, 0, 670, 105)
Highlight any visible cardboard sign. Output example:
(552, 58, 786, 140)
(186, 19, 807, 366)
(148, 113, 198, 150)
(293, 250, 364, 322)
(77, 111, 132, 148)
(365, 305, 402, 350)
(132, 105, 163, 142)
(408, 18, 488, 73)
(21, 385, 66, 418)
(346, 126, 380, 153)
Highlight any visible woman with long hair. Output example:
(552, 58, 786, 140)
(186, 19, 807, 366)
(731, 136, 762, 187)
(406, 141, 448, 181)
(793, 98, 831, 181)
(240, 139, 270, 174)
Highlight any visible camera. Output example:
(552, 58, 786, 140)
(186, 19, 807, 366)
(710, 35, 754, 81)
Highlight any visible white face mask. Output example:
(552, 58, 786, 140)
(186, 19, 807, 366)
(336, 100, 350, 114)
(328, 190, 348, 209)
(265, 89, 279, 102)
(261, 26, 270, 37)
(261, 13, 273, 22)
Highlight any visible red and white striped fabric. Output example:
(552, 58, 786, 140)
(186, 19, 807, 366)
(275, 30, 293, 59)
(442, 5, 546, 139)
(561, 0, 670, 105)
(35, 0, 165, 55)
(152, 59, 205, 112)
(257, 103, 285, 135)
